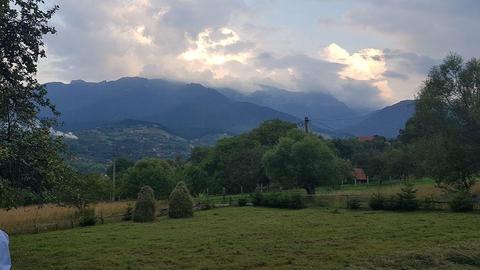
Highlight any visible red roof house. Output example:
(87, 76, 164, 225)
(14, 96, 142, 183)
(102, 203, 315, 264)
(353, 168, 368, 184)
(357, 136, 376, 142)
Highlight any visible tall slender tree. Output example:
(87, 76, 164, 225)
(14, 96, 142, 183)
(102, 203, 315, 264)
(0, 0, 69, 208)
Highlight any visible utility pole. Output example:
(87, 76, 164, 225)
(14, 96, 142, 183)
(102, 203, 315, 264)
(304, 116, 310, 133)
(112, 159, 116, 201)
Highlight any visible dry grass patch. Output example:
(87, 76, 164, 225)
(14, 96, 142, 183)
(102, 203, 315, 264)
(0, 201, 167, 234)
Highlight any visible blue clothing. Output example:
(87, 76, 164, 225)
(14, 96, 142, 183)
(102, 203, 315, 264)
(0, 230, 11, 270)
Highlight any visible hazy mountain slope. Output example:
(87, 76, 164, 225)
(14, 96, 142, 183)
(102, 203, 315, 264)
(219, 86, 358, 129)
(46, 77, 300, 139)
(66, 119, 191, 163)
(341, 100, 416, 138)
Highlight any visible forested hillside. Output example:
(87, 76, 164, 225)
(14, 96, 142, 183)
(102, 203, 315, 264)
(46, 78, 300, 139)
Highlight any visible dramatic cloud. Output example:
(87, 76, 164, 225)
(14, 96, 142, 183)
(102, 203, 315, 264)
(179, 28, 253, 79)
(37, 0, 479, 109)
(321, 43, 393, 101)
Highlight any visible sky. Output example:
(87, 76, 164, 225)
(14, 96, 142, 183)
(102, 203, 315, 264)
(38, 0, 480, 109)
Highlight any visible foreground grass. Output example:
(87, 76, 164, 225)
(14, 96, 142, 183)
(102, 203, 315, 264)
(11, 207, 480, 270)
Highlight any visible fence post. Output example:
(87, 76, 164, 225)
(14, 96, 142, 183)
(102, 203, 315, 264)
(34, 223, 39, 234)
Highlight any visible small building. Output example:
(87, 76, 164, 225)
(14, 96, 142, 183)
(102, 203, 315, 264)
(357, 135, 377, 142)
(353, 168, 368, 185)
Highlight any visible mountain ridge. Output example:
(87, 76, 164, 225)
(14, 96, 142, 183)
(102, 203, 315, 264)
(46, 77, 416, 140)
(46, 77, 302, 139)
(341, 100, 415, 138)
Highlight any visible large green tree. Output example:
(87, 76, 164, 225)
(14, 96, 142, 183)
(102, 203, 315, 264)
(184, 119, 297, 195)
(401, 54, 480, 191)
(119, 158, 175, 199)
(263, 130, 344, 194)
(0, 0, 73, 208)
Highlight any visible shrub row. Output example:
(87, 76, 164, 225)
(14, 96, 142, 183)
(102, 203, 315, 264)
(368, 193, 419, 211)
(448, 192, 474, 212)
(237, 198, 248, 207)
(368, 186, 474, 212)
(252, 192, 306, 209)
(369, 182, 420, 211)
(346, 198, 361, 210)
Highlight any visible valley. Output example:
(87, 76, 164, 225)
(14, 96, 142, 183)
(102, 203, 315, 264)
(48, 77, 415, 172)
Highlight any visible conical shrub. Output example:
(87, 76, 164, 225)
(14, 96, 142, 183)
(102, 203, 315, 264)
(168, 181, 194, 218)
(133, 186, 156, 222)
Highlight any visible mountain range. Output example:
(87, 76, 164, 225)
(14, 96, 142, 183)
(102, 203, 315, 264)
(46, 76, 415, 144)
(341, 100, 415, 138)
(219, 86, 358, 130)
(46, 77, 299, 139)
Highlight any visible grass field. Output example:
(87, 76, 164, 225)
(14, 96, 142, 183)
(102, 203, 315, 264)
(3, 179, 478, 235)
(11, 207, 480, 270)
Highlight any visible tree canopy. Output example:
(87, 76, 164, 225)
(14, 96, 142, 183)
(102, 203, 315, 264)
(401, 54, 480, 191)
(263, 130, 347, 194)
(0, 0, 73, 208)
(183, 119, 297, 195)
(119, 158, 175, 199)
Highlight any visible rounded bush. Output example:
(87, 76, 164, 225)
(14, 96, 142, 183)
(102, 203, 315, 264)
(368, 193, 386, 210)
(252, 192, 264, 206)
(78, 208, 96, 227)
(449, 192, 474, 212)
(168, 181, 194, 218)
(238, 198, 248, 207)
(133, 186, 156, 222)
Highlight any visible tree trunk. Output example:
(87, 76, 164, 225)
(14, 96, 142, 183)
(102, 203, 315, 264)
(305, 183, 316, 195)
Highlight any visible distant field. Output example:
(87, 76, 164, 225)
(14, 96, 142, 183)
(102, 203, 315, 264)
(205, 178, 477, 206)
(11, 207, 480, 270)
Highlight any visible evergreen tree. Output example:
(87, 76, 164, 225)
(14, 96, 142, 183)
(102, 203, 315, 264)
(396, 182, 419, 211)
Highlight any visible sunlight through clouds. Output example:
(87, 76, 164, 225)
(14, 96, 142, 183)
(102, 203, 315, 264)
(322, 43, 394, 101)
(179, 28, 252, 78)
(38, 0, 458, 108)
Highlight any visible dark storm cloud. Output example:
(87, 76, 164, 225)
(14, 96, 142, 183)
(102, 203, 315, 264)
(383, 49, 440, 76)
(345, 0, 480, 58)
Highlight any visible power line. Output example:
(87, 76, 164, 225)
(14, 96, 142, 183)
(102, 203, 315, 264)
(314, 113, 371, 122)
